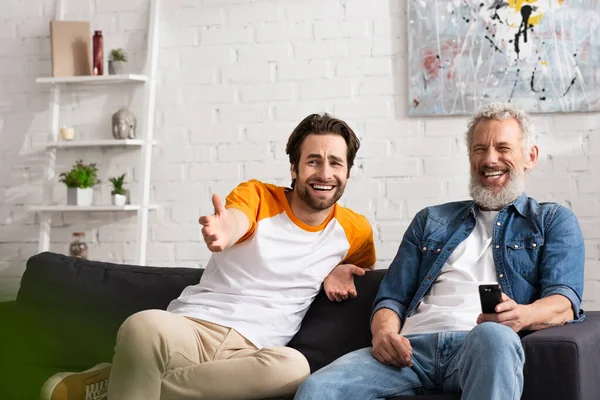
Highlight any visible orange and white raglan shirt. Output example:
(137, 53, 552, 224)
(167, 179, 376, 348)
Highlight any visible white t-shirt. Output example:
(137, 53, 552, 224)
(401, 209, 499, 336)
(167, 180, 376, 348)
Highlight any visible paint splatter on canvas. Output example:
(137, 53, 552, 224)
(408, 0, 600, 116)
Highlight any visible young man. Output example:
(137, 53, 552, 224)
(295, 103, 585, 400)
(41, 113, 376, 400)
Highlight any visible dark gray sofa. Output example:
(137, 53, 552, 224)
(1, 252, 599, 400)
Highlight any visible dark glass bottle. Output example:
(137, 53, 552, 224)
(93, 30, 103, 75)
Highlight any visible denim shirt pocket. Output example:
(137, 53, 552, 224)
(419, 239, 444, 266)
(506, 235, 543, 283)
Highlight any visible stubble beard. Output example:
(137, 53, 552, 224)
(297, 180, 345, 211)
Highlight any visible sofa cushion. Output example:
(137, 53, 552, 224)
(14, 252, 204, 369)
(288, 269, 386, 372)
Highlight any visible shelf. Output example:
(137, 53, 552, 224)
(46, 139, 156, 149)
(30, 204, 159, 212)
(36, 0, 160, 265)
(36, 74, 148, 84)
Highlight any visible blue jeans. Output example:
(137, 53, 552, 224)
(294, 323, 524, 400)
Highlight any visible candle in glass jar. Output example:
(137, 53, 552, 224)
(60, 126, 75, 140)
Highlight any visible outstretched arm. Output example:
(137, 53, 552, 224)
(199, 194, 250, 252)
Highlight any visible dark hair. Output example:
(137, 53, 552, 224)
(285, 113, 360, 189)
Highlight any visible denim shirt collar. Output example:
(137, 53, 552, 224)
(511, 192, 529, 217)
(462, 192, 528, 219)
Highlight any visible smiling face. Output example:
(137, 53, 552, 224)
(469, 118, 538, 210)
(291, 133, 349, 216)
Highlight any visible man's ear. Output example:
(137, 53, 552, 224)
(524, 145, 539, 171)
(290, 164, 297, 180)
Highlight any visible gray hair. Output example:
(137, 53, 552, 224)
(465, 102, 537, 156)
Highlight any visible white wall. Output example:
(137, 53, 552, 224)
(0, 0, 598, 310)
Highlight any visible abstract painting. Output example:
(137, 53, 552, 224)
(408, 0, 600, 116)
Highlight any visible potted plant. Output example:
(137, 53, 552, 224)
(108, 48, 128, 75)
(59, 160, 100, 206)
(109, 173, 127, 206)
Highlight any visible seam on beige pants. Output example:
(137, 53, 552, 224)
(163, 318, 208, 371)
(165, 349, 201, 372)
(212, 328, 237, 361)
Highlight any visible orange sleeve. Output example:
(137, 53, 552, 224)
(224, 180, 263, 243)
(224, 180, 282, 243)
(338, 209, 376, 268)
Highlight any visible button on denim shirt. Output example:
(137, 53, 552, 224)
(373, 192, 585, 326)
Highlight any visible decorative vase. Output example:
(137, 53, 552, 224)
(111, 193, 127, 206)
(67, 187, 94, 206)
(93, 30, 103, 75)
(69, 232, 88, 259)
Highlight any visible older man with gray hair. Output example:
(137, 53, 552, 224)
(295, 103, 585, 400)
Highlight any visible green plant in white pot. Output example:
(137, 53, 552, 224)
(59, 160, 100, 206)
(109, 173, 127, 206)
(109, 48, 128, 75)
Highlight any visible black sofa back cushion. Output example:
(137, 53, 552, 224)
(18, 252, 203, 316)
(15, 252, 204, 369)
(14, 252, 385, 372)
(288, 269, 386, 371)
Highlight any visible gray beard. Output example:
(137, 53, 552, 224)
(469, 169, 525, 210)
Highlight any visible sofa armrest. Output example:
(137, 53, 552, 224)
(521, 311, 600, 400)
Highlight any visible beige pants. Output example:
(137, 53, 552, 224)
(107, 309, 310, 400)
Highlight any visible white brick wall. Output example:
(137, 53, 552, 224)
(0, 0, 599, 310)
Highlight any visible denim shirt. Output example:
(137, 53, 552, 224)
(373, 192, 585, 327)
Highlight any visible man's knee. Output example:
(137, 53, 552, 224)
(248, 346, 310, 397)
(467, 322, 524, 363)
(295, 363, 354, 400)
(265, 346, 310, 381)
(295, 348, 375, 399)
(117, 309, 169, 345)
(295, 374, 324, 399)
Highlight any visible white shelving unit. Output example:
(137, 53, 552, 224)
(36, 74, 148, 84)
(33, 0, 160, 265)
(45, 139, 157, 149)
(31, 205, 159, 212)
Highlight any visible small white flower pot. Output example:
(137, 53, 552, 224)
(67, 188, 94, 206)
(122, 189, 131, 204)
(112, 193, 127, 206)
(110, 60, 128, 75)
